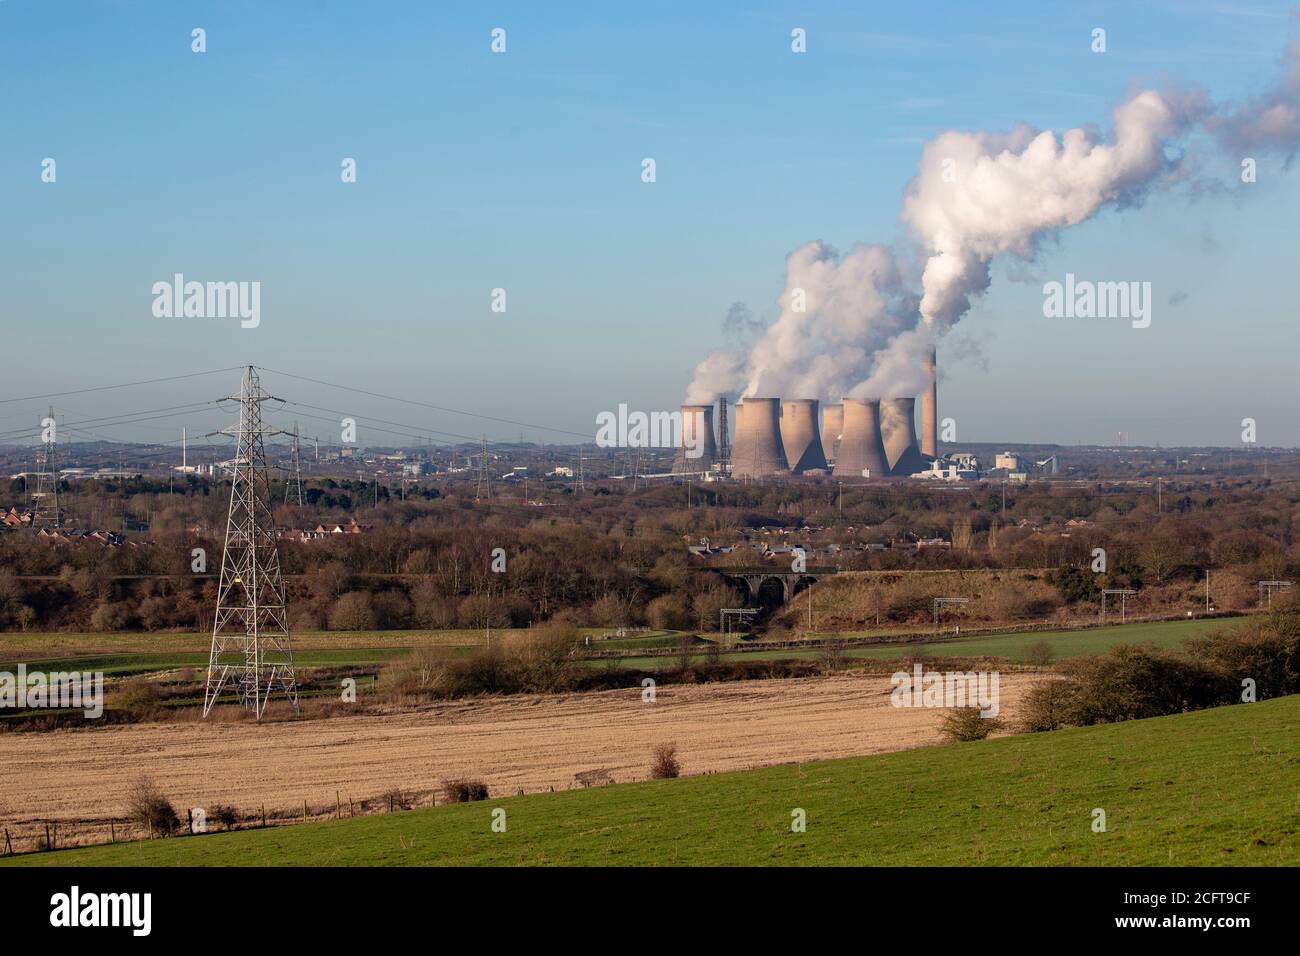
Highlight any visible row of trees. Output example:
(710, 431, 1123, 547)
(1, 474, 1297, 632)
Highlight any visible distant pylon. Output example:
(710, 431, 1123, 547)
(476, 435, 491, 500)
(578, 446, 585, 493)
(202, 367, 298, 719)
(286, 421, 304, 507)
(31, 405, 61, 529)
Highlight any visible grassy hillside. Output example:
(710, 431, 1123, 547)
(7, 695, 1296, 867)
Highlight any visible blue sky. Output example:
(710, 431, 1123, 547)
(1, 0, 1298, 448)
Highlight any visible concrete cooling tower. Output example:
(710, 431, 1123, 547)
(672, 404, 717, 473)
(730, 398, 790, 478)
(833, 398, 889, 479)
(881, 397, 927, 476)
(780, 399, 828, 474)
(820, 403, 843, 463)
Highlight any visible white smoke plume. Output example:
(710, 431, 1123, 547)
(687, 241, 917, 403)
(685, 33, 1300, 405)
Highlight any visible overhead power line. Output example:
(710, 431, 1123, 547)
(0, 367, 244, 405)
(258, 365, 591, 440)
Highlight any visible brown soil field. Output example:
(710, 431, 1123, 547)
(0, 671, 1042, 850)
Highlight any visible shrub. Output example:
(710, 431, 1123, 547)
(113, 679, 163, 715)
(209, 804, 240, 831)
(1024, 640, 1055, 666)
(126, 777, 180, 836)
(820, 638, 847, 672)
(650, 743, 681, 779)
(1017, 679, 1078, 732)
(442, 779, 489, 803)
(1058, 645, 1231, 724)
(938, 707, 1005, 742)
(329, 591, 377, 631)
(1186, 612, 1300, 700)
(647, 593, 692, 630)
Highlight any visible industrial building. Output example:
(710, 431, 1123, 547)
(677, 345, 946, 480)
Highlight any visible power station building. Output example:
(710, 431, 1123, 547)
(679, 346, 942, 480)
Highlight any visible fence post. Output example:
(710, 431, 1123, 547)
(336, 790, 341, 819)
(3, 828, 12, 855)
(261, 804, 266, 828)
(44, 823, 51, 851)
(110, 822, 115, 843)
(303, 800, 308, 824)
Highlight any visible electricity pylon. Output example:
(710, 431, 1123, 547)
(286, 421, 304, 507)
(476, 435, 491, 500)
(203, 367, 298, 719)
(31, 406, 62, 529)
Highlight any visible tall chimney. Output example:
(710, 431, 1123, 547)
(920, 346, 938, 458)
(820, 403, 843, 463)
(780, 399, 828, 474)
(672, 404, 718, 473)
(730, 398, 790, 478)
(833, 399, 889, 479)
(881, 397, 925, 476)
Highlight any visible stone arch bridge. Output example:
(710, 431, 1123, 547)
(703, 567, 840, 607)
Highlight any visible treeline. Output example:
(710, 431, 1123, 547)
(0, 477, 1297, 632)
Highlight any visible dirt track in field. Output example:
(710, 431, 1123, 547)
(0, 671, 1040, 849)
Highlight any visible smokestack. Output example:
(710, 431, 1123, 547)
(672, 404, 718, 473)
(921, 347, 937, 458)
(730, 398, 790, 478)
(780, 399, 828, 474)
(833, 399, 889, 479)
(881, 397, 926, 476)
(820, 403, 843, 462)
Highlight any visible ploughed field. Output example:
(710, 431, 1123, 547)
(0, 670, 1038, 851)
(6, 694, 1295, 866)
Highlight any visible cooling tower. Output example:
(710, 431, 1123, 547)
(920, 346, 937, 458)
(672, 404, 718, 473)
(730, 398, 789, 478)
(833, 399, 889, 479)
(820, 403, 843, 462)
(780, 399, 828, 474)
(881, 397, 926, 476)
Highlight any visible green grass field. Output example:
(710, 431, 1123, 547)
(7, 694, 1295, 867)
(614, 617, 1233, 669)
(0, 618, 1236, 679)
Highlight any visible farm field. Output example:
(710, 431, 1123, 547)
(7, 694, 1295, 867)
(0, 670, 1041, 851)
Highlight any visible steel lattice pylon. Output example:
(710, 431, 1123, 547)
(31, 405, 62, 529)
(203, 367, 299, 719)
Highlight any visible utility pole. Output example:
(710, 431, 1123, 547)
(202, 366, 299, 719)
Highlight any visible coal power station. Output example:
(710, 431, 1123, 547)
(677, 348, 941, 480)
